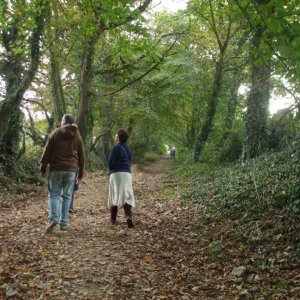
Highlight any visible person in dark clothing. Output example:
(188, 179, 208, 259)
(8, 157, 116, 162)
(40, 114, 85, 233)
(170, 147, 176, 159)
(108, 129, 135, 228)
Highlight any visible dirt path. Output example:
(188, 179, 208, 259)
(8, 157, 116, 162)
(2, 159, 298, 299)
(0, 159, 211, 299)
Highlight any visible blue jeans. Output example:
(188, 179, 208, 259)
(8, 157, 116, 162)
(47, 171, 76, 228)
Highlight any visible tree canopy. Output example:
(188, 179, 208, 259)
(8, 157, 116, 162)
(0, 0, 299, 173)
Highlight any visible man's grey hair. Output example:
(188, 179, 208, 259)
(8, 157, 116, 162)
(62, 114, 75, 125)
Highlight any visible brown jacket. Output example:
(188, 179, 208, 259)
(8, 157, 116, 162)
(40, 124, 85, 178)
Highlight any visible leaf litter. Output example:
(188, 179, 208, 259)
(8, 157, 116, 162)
(0, 159, 299, 299)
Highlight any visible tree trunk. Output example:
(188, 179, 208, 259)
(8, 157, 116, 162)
(186, 95, 201, 149)
(48, 1, 66, 128)
(0, 107, 24, 173)
(216, 68, 243, 163)
(0, 60, 26, 144)
(0, 1, 48, 173)
(244, 25, 271, 158)
(192, 1, 234, 162)
(217, 34, 248, 162)
(77, 38, 97, 149)
(94, 54, 116, 163)
(193, 55, 225, 161)
(224, 72, 240, 136)
(76, 0, 152, 157)
(49, 36, 66, 127)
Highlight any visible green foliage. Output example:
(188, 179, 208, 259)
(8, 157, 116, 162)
(0, 0, 49, 62)
(130, 141, 164, 164)
(86, 152, 108, 171)
(182, 138, 300, 219)
(130, 141, 148, 163)
(198, 124, 244, 164)
(143, 151, 160, 163)
(196, 91, 245, 164)
(234, 0, 300, 83)
(2, 0, 299, 184)
(135, 150, 160, 165)
(14, 145, 43, 182)
(269, 112, 300, 150)
(169, 147, 202, 178)
(156, 143, 167, 155)
(217, 129, 243, 163)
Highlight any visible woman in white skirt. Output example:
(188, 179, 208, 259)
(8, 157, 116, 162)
(108, 129, 135, 228)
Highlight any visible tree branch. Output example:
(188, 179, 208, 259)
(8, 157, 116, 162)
(94, 31, 187, 76)
(100, 29, 188, 96)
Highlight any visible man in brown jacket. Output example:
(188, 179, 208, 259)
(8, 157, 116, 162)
(41, 114, 84, 233)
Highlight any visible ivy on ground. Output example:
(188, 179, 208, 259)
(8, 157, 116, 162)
(182, 137, 300, 221)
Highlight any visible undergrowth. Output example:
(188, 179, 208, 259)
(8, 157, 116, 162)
(174, 140, 300, 299)
(177, 138, 300, 221)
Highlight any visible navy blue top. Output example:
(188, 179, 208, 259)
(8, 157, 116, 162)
(108, 143, 132, 174)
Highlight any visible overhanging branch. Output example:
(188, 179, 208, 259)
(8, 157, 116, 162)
(99, 29, 189, 96)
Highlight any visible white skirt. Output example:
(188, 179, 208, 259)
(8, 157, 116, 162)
(108, 172, 135, 208)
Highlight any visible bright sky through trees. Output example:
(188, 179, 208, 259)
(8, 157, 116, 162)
(152, 0, 187, 12)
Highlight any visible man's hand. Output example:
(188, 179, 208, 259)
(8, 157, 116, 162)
(41, 172, 46, 178)
(76, 177, 82, 184)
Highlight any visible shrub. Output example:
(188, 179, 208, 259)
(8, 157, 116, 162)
(269, 113, 299, 150)
(130, 142, 148, 163)
(144, 152, 159, 163)
(14, 144, 43, 182)
(182, 137, 300, 219)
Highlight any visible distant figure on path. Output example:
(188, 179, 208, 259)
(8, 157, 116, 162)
(40, 114, 85, 233)
(170, 147, 176, 159)
(108, 129, 135, 228)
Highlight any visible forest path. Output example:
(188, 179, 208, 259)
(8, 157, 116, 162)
(2, 158, 287, 300)
(1, 158, 218, 300)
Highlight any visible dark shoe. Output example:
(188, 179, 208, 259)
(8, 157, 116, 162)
(124, 203, 134, 228)
(126, 218, 134, 228)
(69, 208, 73, 213)
(45, 221, 57, 234)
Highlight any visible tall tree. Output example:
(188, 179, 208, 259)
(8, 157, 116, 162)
(191, 0, 240, 161)
(0, 0, 49, 173)
(216, 31, 248, 162)
(47, 0, 67, 128)
(244, 26, 271, 158)
(235, 0, 272, 158)
(235, 0, 300, 158)
(76, 0, 152, 151)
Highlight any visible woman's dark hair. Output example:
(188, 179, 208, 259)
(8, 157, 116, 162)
(62, 114, 75, 125)
(117, 129, 129, 143)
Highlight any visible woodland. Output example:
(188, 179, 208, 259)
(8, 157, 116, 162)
(0, 0, 300, 299)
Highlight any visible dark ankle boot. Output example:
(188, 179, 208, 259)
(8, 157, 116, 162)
(123, 203, 134, 228)
(110, 206, 118, 224)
